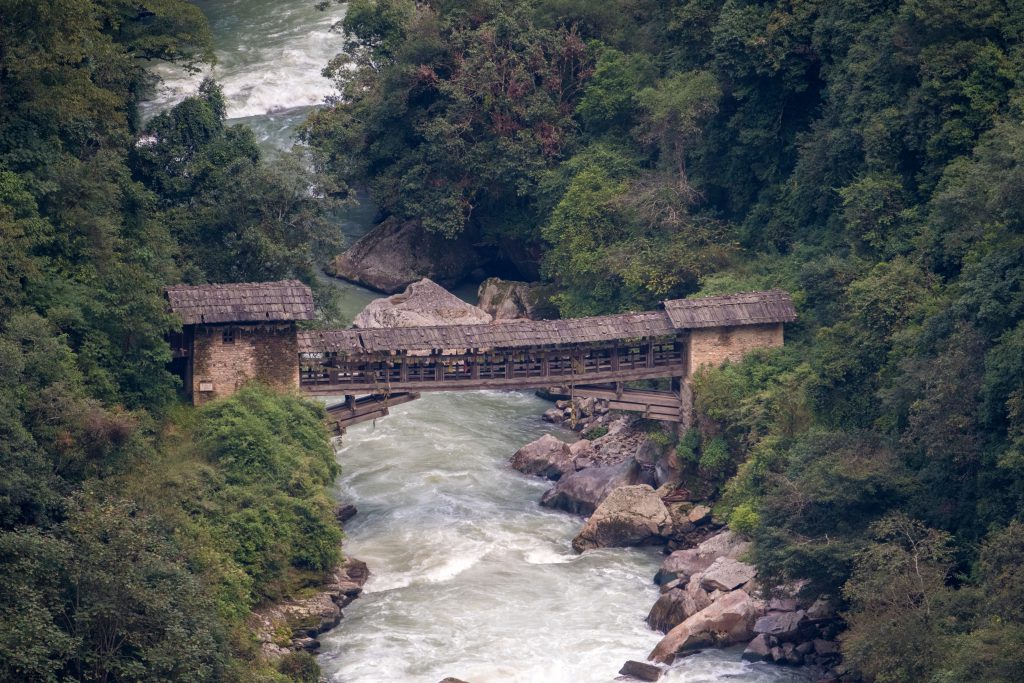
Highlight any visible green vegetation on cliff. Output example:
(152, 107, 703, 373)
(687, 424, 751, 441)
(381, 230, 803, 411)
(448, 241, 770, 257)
(0, 2, 341, 680)
(305, 1, 1024, 679)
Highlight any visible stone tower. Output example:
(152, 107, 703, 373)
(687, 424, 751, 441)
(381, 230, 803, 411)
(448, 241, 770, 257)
(165, 280, 315, 405)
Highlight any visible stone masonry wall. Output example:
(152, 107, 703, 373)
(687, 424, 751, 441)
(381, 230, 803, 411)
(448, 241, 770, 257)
(687, 323, 784, 376)
(679, 323, 784, 428)
(191, 323, 300, 405)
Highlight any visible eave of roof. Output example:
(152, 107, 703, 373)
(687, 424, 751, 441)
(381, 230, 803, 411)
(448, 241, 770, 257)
(166, 280, 315, 325)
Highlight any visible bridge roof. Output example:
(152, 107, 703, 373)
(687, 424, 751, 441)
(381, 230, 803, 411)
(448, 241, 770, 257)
(662, 289, 796, 329)
(297, 289, 796, 356)
(166, 280, 314, 325)
(299, 310, 676, 354)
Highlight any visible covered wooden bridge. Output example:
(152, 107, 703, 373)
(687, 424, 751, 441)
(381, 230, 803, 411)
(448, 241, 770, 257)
(165, 281, 796, 434)
(297, 290, 796, 432)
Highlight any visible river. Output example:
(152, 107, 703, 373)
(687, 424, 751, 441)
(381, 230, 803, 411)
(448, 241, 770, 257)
(145, 2, 809, 680)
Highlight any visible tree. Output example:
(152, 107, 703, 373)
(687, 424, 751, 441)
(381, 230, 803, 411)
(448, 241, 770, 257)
(841, 514, 954, 683)
(636, 71, 720, 195)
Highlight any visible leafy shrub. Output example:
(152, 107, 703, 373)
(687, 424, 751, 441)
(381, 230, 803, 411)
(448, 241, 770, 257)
(583, 425, 608, 440)
(195, 386, 341, 602)
(277, 652, 320, 683)
(728, 502, 760, 536)
(676, 428, 700, 465)
(698, 436, 731, 478)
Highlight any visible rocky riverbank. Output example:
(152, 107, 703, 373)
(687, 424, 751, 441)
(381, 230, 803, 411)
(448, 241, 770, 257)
(248, 505, 369, 662)
(511, 398, 848, 682)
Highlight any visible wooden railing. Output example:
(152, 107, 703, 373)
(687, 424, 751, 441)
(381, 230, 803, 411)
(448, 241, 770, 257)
(299, 337, 686, 395)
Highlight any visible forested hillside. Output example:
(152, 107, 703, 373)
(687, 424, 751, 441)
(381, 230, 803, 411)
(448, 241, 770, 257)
(305, 1, 1024, 679)
(0, 2, 339, 680)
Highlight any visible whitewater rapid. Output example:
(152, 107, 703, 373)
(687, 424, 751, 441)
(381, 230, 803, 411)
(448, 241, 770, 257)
(141, 2, 812, 680)
(140, 0, 345, 148)
(318, 392, 808, 683)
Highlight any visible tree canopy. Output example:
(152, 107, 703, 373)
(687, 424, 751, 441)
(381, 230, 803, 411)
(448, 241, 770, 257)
(304, 1, 1024, 679)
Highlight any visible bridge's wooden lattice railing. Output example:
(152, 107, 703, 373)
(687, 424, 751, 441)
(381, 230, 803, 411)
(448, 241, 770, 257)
(299, 336, 686, 396)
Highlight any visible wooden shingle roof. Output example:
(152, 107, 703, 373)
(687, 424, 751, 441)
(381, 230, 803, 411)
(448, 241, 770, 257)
(166, 280, 315, 325)
(298, 329, 364, 355)
(299, 310, 676, 354)
(297, 289, 796, 356)
(662, 289, 796, 329)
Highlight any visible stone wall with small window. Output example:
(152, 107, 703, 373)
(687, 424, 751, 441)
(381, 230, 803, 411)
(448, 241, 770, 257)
(190, 323, 299, 404)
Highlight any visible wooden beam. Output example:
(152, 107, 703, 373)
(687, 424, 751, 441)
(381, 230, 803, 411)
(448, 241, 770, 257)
(607, 401, 680, 417)
(333, 408, 389, 430)
(568, 386, 682, 408)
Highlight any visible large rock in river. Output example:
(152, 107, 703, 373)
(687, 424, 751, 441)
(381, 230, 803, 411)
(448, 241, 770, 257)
(353, 278, 492, 328)
(648, 589, 766, 664)
(646, 580, 712, 633)
(571, 485, 672, 553)
(476, 277, 556, 320)
(330, 216, 482, 293)
(510, 434, 573, 480)
(540, 458, 641, 516)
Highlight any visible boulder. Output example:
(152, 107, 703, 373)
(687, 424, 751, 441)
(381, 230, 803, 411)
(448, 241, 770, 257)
(694, 530, 750, 560)
(683, 574, 714, 613)
(292, 636, 319, 651)
(572, 485, 672, 552)
(741, 634, 773, 662)
(325, 556, 370, 609)
(699, 557, 757, 592)
(634, 437, 679, 489)
(767, 597, 798, 612)
(249, 556, 369, 660)
(543, 407, 567, 423)
(329, 216, 482, 293)
(646, 582, 712, 633)
(657, 549, 715, 585)
(753, 610, 808, 642)
(334, 503, 357, 524)
(540, 458, 641, 516)
(476, 277, 556, 320)
(618, 660, 663, 681)
(656, 531, 750, 585)
(510, 434, 574, 480)
(648, 589, 766, 664)
(813, 639, 839, 657)
(687, 505, 712, 525)
(806, 595, 836, 619)
(663, 505, 696, 544)
(777, 642, 801, 665)
(353, 278, 492, 328)
(569, 438, 596, 465)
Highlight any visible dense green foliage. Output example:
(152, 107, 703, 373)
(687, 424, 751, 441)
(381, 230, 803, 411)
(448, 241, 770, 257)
(0, 2, 343, 680)
(306, 1, 1024, 679)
